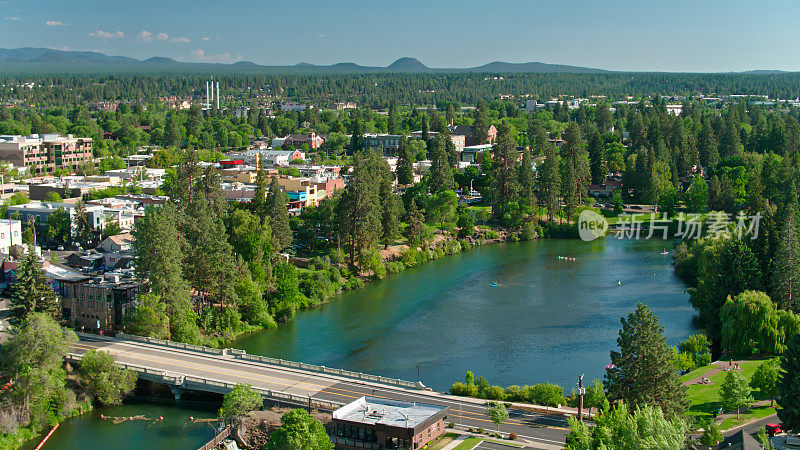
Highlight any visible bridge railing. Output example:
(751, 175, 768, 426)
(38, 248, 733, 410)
(237, 354, 419, 389)
(183, 375, 344, 411)
(115, 332, 421, 390)
(67, 353, 184, 385)
(117, 333, 225, 356)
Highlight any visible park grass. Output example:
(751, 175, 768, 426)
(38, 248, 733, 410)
(720, 405, 777, 430)
(679, 364, 714, 383)
(684, 360, 775, 429)
(452, 436, 524, 449)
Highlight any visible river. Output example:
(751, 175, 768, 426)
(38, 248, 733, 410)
(232, 237, 697, 391)
(39, 237, 695, 449)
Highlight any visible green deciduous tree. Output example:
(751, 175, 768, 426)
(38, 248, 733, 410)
(605, 303, 689, 418)
(685, 176, 709, 213)
(720, 290, 800, 356)
(565, 402, 688, 450)
(219, 384, 263, 418)
(751, 358, 780, 406)
(719, 370, 753, 419)
(488, 403, 508, 431)
(78, 349, 136, 406)
(264, 409, 333, 450)
(46, 207, 70, 245)
(126, 293, 170, 340)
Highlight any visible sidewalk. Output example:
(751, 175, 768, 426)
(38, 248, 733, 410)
(440, 434, 469, 450)
(683, 360, 747, 386)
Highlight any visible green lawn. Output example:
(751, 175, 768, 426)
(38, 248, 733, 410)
(684, 360, 775, 429)
(679, 364, 715, 383)
(452, 436, 524, 449)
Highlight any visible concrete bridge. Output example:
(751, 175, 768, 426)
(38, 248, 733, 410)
(68, 334, 571, 449)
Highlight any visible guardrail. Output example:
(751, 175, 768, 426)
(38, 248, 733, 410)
(114, 332, 421, 390)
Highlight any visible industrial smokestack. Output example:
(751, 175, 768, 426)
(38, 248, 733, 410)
(216, 81, 220, 109)
(206, 81, 210, 109)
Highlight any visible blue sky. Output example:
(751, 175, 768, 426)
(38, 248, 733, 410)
(1, 0, 798, 72)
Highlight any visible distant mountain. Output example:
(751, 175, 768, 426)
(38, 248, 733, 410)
(387, 57, 429, 72)
(468, 61, 604, 74)
(143, 56, 177, 64)
(0, 47, 794, 75)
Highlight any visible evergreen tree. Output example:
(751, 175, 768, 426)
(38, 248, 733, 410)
(560, 122, 589, 220)
(336, 150, 385, 266)
(252, 164, 268, 213)
(404, 199, 424, 246)
(778, 334, 800, 431)
(267, 176, 293, 250)
(396, 137, 414, 185)
(387, 101, 398, 134)
(9, 247, 60, 324)
(380, 176, 403, 249)
(538, 142, 561, 222)
(473, 100, 489, 143)
(605, 303, 689, 418)
(518, 146, 536, 209)
(349, 114, 364, 154)
(428, 133, 455, 193)
(771, 196, 800, 311)
(587, 125, 605, 184)
(491, 120, 519, 221)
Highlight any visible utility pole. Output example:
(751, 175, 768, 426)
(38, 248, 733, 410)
(577, 374, 585, 422)
(416, 364, 420, 383)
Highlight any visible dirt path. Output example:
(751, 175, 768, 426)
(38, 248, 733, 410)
(682, 360, 747, 386)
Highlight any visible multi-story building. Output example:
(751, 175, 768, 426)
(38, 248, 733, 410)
(0, 134, 93, 174)
(59, 273, 143, 332)
(363, 134, 404, 155)
(0, 219, 22, 254)
(283, 132, 324, 150)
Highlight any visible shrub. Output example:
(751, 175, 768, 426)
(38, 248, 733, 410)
(483, 385, 506, 401)
(447, 422, 455, 428)
(700, 422, 723, 446)
(527, 383, 564, 407)
(504, 385, 526, 402)
(400, 248, 424, 268)
(385, 261, 405, 274)
(509, 433, 517, 440)
(343, 277, 364, 290)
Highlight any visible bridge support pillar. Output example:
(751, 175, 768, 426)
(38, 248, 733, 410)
(170, 386, 185, 400)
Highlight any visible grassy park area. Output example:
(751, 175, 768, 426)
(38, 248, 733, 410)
(680, 360, 776, 430)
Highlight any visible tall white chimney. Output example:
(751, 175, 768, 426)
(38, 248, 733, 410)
(206, 80, 210, 109)
(216, 81, 220, 110)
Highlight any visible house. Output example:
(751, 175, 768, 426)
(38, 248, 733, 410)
(363, 134, 404, 155)
(459, 144, 493, 164)
(280, 102, 310, 112)
(447, 124, 497, 146)
(262, 149, 305, 166)
(283, 132, 324, 150)
(98, 233, 134, 253)
(330, 396, 448, 450)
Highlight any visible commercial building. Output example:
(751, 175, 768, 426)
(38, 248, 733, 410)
(0, 134, 93, 174)
(363, 134, 405, 155)
(59, 272, 143, 332)
(330, 397, 448, 450)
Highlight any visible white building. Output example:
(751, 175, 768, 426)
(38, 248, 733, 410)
(0, 219, 22, 254)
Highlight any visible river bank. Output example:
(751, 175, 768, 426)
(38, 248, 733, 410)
(232, 237, 696, 390)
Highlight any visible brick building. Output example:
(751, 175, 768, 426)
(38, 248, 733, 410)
(330, 397, 448, 450)
(0, 134, 93, 174)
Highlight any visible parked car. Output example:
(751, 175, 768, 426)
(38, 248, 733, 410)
(766, 423, 782, 436)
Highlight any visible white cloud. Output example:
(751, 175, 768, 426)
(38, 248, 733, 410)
(138, 30, 189, 43)
(137, 30, 153, 42)
(88, 30, 124, 39)
(190, 49, 242, 64)
(5, 16, 20, 21)
(45, 20, 68, 26)
(201, 37, 210, 41)
(317, 33, 326, 38)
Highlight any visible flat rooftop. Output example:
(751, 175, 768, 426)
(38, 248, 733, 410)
(333, 396, 446, 429)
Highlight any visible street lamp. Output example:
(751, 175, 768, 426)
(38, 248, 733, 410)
(416, 364, 420, 383)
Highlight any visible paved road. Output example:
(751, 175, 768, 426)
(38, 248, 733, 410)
(70, 336, 569, 448)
